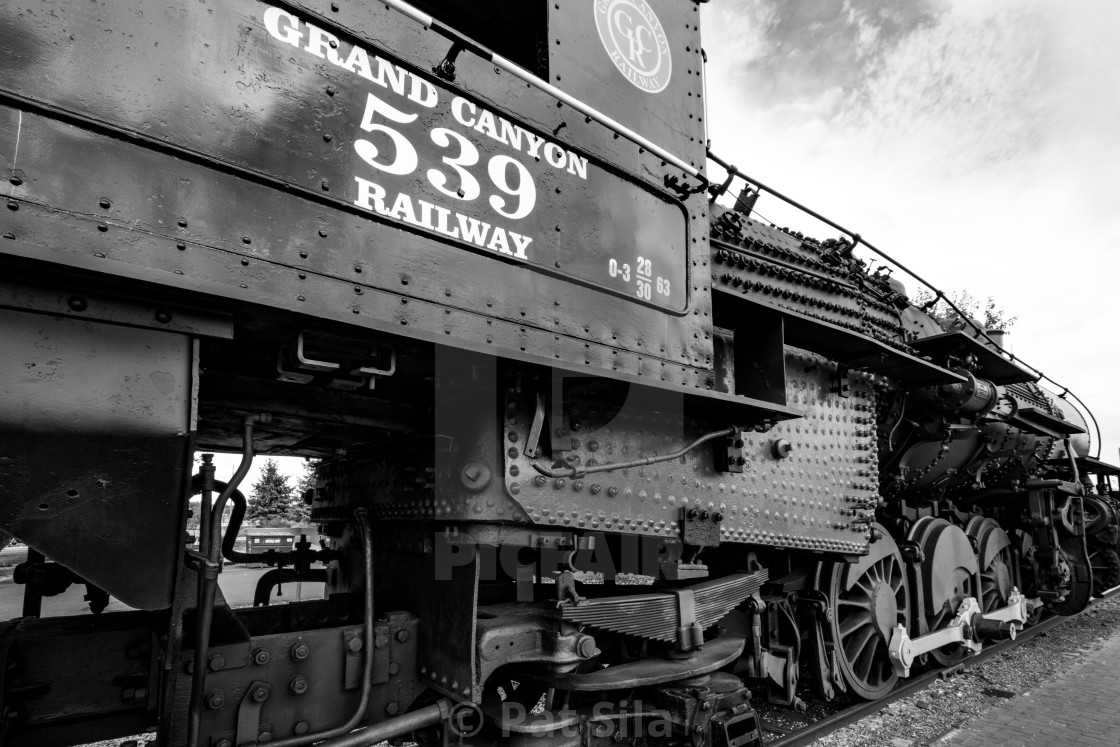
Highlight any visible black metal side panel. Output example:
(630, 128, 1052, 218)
(502, 349, 874, 554)
(0, 0, 717, 383)
(550, 0, 708, 173)
(0, 309, 192, 610)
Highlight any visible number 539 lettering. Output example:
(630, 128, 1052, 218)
(353, 92, 537, 220)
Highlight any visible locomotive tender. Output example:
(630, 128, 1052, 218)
(1, 1, 1117, 745)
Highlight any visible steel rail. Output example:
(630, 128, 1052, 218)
(765, 584, 1120, 747)
(705, 149, 1103, 459)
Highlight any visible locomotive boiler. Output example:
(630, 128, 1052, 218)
(0, 1, 1116, 746)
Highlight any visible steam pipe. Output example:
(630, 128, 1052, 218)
(532, 427, 735, 479)
(253, 568, 329, 607)
(187, 475, 336, 567)
(313, 699, 451, 747)
(187, 414, 269, 747)
(268, 507, 375, 747)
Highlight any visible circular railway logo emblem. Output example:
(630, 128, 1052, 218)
(594, 0, 672, 94)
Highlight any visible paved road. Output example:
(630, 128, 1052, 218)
(943, 628, 1120, 747)
(0, 565, 325, 618)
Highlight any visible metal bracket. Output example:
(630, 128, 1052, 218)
(523, 391, 546, 459)
(235, 682, 270, 747)
(714, 427, 746, 474)
(296, 332, 340, 372)
(183, 550, 220, 580)
(887, 589, 1028, 677)
(671, 588, 704, 651)
(682, 507, 724, 546)
(833, 365, 852, 398)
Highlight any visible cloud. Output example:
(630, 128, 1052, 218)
(701, 0, 1120, 460)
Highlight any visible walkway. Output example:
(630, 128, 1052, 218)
(942, 629, 1120, 746)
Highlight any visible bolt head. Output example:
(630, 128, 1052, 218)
(252, 687, 268, 703)
(252, 648, 271, 665)
(291, 642, 310, 660)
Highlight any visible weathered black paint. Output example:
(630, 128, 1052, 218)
(0, 0, 714, 367)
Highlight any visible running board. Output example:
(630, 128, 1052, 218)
(887, 590, 1032, 677)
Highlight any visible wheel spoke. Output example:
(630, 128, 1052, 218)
(838, 610, 873, 636)
(843, 623, 876, 662)
(824, 526, 910, 700)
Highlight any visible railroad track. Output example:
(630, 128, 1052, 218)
(764, 584, 1120, 747)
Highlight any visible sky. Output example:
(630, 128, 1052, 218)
(699, 0, 1120, 464)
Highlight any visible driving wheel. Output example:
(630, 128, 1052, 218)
(817, 524, 910, 700)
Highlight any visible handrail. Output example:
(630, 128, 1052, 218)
(373, 0, 705, 185)
(706, 149, 1102, 459)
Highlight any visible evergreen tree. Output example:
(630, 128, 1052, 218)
(247, 459, 295, 527)
(290, 459, 317, 526)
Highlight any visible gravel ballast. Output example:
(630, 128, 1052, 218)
(773, 595, 1120, 747)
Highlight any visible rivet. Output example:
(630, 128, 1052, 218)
(99, 198, 111, 209)
(67, 296, 88, 312)
(177, 218, 187, 227)
(7, 201, 18, 211)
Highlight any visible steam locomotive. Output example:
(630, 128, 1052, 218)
(1, 1, 1116, 745)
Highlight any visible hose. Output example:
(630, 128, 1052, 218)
(531, 427, 736, 479)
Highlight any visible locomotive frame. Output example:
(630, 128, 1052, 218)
(1, 1, 1117, 746)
